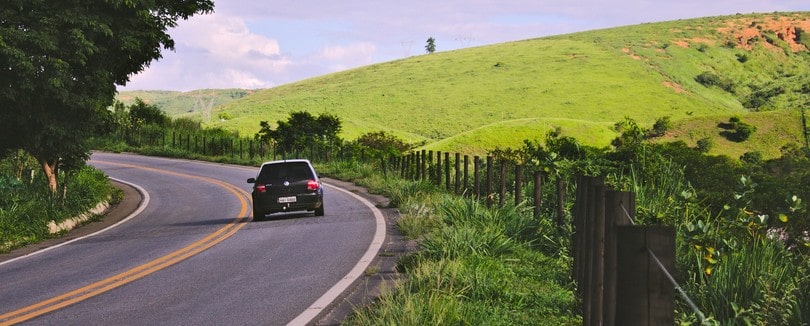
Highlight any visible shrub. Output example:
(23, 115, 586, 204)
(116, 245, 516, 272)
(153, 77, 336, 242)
(740, 151, 763, 165)
(649, 116, 672, 137)
(720, 116, 757, 142)
(696, 71, 721, 87)
(733, 121, 757, 142)
(695, 71, 734, 92)
(696, 137, 713, 153)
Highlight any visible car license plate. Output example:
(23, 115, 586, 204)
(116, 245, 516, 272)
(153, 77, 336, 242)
(278, 196, 297, 203)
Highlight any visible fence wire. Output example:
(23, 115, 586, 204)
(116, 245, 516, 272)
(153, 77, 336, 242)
(620, 203, 706, 323)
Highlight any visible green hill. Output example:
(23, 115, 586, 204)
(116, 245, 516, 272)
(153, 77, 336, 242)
(116, 89, 257, 116)
(144, 12, 810, 159)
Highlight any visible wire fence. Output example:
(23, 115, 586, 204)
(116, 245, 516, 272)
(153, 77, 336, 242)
(573, 176, 699, 325)
(117, 129, 704, 325)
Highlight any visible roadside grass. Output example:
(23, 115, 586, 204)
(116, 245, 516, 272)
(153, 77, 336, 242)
(613, 146, 810, 324)
(318, 160, 581, 325)
(0, 159, 117, 253)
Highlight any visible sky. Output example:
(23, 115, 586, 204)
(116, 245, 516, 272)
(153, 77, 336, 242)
(118, 1, 810, 92)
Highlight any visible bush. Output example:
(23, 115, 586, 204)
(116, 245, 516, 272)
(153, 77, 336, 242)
(695, 71, 734, 92)
(696, 137, 713, 153)
(731, 118, 757, 142)
(720, 116, 757, 142)
(649, 116, 672, 137)
(740, 151, 763, 165)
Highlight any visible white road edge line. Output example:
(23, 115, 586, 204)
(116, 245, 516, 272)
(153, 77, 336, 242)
(0, 177, 149, 267)
(287, 182, 387, 326)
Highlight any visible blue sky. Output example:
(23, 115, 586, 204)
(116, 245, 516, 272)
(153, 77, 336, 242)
(118, 1, 810, 92)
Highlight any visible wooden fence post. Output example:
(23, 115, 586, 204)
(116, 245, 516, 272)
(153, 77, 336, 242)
(445, 152, 451, 191)
(421, 150, 427, 181)
(499, 159, 507, 207)
(486, 156, 493, 207)
(587, 184, 607, 326)
(428, 151, 434, 182)
(604, 191, 635, 326)
(436, 151, 442, 186)
(474, 156, 480, 200)
(615, 226, 675, 326)
(464, 155, 470, 196)
(533, 171, 543, 219)
(572, 176, 604, 298)
(454, 153, 461, 194)
(514, 164, 523, 206)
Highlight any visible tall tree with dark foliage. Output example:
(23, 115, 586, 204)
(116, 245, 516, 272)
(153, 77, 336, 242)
(0, 0, 214, 192)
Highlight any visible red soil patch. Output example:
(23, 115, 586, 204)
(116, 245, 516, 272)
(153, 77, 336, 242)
(663, 81, 686, 94)
(716, 15, 810, 52)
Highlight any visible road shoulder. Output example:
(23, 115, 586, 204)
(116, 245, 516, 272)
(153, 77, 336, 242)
(313, 178, 417, 325)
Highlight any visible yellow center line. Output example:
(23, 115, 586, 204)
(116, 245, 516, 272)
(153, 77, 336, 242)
(0, 161, 252, 325)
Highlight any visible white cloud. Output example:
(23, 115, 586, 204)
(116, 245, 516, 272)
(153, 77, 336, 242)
(120, 12, 292, 91)
(175, 14, 282, 59)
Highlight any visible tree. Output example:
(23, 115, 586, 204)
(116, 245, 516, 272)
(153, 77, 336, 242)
(355, 131, 412, 156)
(0, 0, 214, 193)
(425, 37, 436, 54)
(129, 98, 169, 127)
(255, 111, 342, 154)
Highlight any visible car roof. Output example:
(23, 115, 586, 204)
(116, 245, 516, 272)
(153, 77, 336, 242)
(259, 159, 312, 166)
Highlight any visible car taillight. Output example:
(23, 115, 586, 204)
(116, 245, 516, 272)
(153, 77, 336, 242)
(255, 184, 267, 193)
(307, 180, 319, 191)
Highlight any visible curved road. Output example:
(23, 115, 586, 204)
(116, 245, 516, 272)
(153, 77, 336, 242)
(0, 153, 385, 325)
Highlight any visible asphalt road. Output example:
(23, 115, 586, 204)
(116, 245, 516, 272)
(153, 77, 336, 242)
(0, 153, 386, 326)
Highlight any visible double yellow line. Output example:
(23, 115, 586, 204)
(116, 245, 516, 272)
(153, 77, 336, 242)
(0, 161, 251, 325)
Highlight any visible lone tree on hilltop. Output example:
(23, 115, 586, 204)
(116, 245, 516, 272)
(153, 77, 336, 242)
(425, 37, 436, 54)
(0, 0, 214, 193)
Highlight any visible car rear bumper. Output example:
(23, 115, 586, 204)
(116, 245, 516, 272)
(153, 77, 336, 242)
(253, 192, 323, 214)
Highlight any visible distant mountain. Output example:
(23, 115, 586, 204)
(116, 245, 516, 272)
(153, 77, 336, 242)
(148, 12, 810, 159)
(116, 89, 259, 117)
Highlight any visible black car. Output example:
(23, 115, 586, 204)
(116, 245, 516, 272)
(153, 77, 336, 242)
(247, 159, 324, 219)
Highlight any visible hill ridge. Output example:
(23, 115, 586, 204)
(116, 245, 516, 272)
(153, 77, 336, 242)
(118, 12, 810, 158)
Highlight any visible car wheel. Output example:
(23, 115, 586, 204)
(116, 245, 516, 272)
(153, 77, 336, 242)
(314, 205, 325, 217)
(253, 208, 264, 221)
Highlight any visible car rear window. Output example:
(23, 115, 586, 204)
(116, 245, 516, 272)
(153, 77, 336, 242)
(256, 162, 314, 183)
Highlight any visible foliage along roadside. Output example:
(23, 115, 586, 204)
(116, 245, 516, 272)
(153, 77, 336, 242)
(25, 98, 810, 324)
(0, 1, 215, 194)
(0, 153, 119, 253)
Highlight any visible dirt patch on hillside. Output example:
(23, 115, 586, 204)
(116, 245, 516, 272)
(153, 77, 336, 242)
(667, 14, 810, 52)
(716, 15, 810, 52)
(663, 81, 686, 94)
(622, 47, 643, 60)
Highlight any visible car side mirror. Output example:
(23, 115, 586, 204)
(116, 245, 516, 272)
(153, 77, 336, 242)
(247, 177, 256, 184)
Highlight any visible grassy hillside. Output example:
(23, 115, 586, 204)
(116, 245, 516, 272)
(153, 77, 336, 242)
(158, 12, 810, 158)
(658, 109, 806, 159)
(116, 89, 257, 116)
